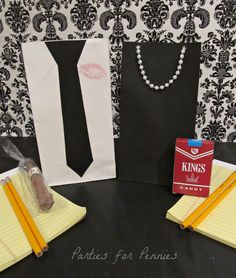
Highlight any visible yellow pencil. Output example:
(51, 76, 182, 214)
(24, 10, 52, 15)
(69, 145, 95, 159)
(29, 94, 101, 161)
(189, 178, 236, 231)
(2, 180, 43, 257)
(180, 171, 236, 230)
(6, 178, 48, 252)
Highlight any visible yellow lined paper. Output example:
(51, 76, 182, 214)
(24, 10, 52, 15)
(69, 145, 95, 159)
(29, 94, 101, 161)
(166, 163, 236, 248)
(0, 169, 86, 272)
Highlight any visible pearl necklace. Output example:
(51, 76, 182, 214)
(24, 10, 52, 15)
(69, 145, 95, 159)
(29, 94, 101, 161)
(136, 45, 187, 91)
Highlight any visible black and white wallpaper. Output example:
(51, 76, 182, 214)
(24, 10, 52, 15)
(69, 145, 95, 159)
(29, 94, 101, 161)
(0, 0, 235, 141)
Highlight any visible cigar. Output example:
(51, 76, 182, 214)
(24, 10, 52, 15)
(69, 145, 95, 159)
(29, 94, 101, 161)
(23, 159, 54, 211)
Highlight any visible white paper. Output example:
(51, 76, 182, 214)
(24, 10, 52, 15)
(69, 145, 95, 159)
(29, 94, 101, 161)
(22, 39, 116, 186)
(213, 159, 236, 171)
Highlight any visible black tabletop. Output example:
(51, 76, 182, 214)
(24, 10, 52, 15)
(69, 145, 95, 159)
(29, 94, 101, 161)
(1, 138, 236, 278)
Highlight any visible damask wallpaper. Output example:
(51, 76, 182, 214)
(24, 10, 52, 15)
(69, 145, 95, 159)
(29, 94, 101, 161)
(0, 0, 235, 141)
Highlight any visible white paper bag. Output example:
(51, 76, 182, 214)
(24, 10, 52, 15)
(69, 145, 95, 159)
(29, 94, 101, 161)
(22, 39, 116, 186)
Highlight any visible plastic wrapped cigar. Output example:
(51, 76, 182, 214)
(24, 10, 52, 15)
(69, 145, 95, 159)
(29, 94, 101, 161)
(20, 158, 54, 211)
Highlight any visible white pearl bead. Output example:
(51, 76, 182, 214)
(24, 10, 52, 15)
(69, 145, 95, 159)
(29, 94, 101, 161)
(138, 45, 186, 89)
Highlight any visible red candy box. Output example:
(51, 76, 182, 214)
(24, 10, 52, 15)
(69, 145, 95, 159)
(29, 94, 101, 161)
(172, 138, 214, 197)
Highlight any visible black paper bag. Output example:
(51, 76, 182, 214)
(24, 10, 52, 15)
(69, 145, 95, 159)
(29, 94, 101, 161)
(119, 42, 201, 186)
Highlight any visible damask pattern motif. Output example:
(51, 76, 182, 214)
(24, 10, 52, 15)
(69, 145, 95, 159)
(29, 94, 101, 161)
(214, 0, 236, 29)
(71, 0, 97, 31)
(171, 0, 210, 42)
(199, 27, 236, 141)
(99, 0, 137, 45)
(5, 1, 31, 33)
(140, 0, 169, 29)
(0, 0, 235, 141)
(0, 67, 23, 135)
(33, 0, 67, 40)
(0, 0, 3, 33)
(69, 0, 99, 39)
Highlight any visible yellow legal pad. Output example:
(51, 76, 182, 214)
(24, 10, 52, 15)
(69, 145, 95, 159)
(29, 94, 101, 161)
(166, 161, 236, 249)
(0, 168, 86, 272)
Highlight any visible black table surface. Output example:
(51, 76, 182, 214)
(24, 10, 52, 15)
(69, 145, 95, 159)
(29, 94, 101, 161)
(1, 138, 236, 278)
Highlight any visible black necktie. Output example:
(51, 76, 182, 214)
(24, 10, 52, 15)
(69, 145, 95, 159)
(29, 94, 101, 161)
(46, 41, 93, 176)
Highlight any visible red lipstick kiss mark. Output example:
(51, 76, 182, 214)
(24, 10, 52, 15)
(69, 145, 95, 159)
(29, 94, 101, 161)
(79, 63, 106, 80)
